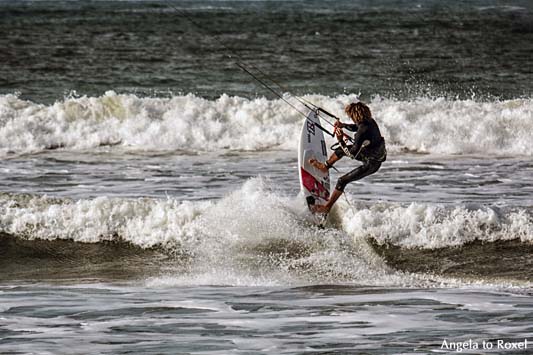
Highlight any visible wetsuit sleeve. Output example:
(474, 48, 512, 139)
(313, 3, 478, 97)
(343, 123, 358, 132)
(348, 123, 369, 157)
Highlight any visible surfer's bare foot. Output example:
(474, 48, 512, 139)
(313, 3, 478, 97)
(311, 204, 330, 214)
(309, 158, 328, 173)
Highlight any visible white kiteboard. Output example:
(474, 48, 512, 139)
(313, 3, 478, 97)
(298, 109, 331, 226)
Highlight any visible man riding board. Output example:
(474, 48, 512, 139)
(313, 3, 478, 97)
(309, 101, 387, 214)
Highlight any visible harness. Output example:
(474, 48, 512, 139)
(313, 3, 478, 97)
(334, 135, 386, 162)
(335, 136, 370, 160)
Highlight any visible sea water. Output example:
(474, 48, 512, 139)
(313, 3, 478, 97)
(0, 1, 532, 354)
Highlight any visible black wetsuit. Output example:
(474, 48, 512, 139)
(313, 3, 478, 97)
(333, 118, 387, 192)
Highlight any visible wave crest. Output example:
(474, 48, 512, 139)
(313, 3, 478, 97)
(1, 92, 532, 156)
(340, 201, 533, 249)
(1, 179, 532, 285)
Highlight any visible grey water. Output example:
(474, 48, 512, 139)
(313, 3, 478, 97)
(1, 149, 533, 353)
(1, 150, 533, 207)
(1, 284, 532, 354)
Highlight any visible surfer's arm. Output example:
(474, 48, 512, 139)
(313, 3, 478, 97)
(335, 124, 368, 159)
(335, 121, 358, 132)
(347, 124, 369, 157)
(335, 126, 356, 159)
(342, 123, 358, 132)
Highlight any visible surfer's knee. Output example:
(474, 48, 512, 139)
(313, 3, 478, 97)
(335, 161, 382, 191)
(335, 176, 350, 192)
(333, 146, 346, 159)
(368, 160, 382, 174)
(336, 167, 361, 191)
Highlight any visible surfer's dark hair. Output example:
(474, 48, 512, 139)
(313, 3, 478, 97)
(345, 102, 372, 123)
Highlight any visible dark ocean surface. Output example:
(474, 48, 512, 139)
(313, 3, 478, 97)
(1, 0, 532, 103)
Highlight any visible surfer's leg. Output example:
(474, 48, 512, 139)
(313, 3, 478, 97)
(312, 188, 343, 213)
(326, 152, 342, 167)
(313, 159, 381, 213)
(310, 145, 353, 173)
(309, 152, 341, 173)
(313, 160, 382, 213)
(333, 145, 350, 159)
(336, 160, 381, 192)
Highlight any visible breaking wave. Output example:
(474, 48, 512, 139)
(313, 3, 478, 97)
(1, 178, 532, 286)
(0, 92, 532, 156)
(0, 180, 399, 286)
(340, 201, 533, 249)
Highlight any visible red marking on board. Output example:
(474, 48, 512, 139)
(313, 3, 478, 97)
(301, 168, 330, 202)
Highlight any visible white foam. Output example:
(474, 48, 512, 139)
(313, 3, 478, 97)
(0, 193, 211, 248)
(373, 96, 533, 155)
(1, 92, 531, 156)
(2, 178, 532, 287)
(339, 201, 533, 249)
(2, 177, 533, 289)
(0, 180, 410, 286)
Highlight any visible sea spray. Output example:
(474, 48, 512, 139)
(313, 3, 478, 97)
(340, 201, 533, 249)
(0, 180, 402, 286)
(0, 192, 210, 248)
(1, 92, 532, 156)
(1, 179, 532, 285)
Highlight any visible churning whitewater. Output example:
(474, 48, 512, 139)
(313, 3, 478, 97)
(1, 92, 533, 286)
(1, 179, 532, 250)
(0, 179, 401, 286)
(1, 177, 532, 286)
(1, 92, 532, 156)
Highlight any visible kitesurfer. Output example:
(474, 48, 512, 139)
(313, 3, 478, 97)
(309, 102, 386, 214)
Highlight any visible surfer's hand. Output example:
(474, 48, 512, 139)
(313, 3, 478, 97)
(334, 120, 343, 129)
(334, 127, 343, 138)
